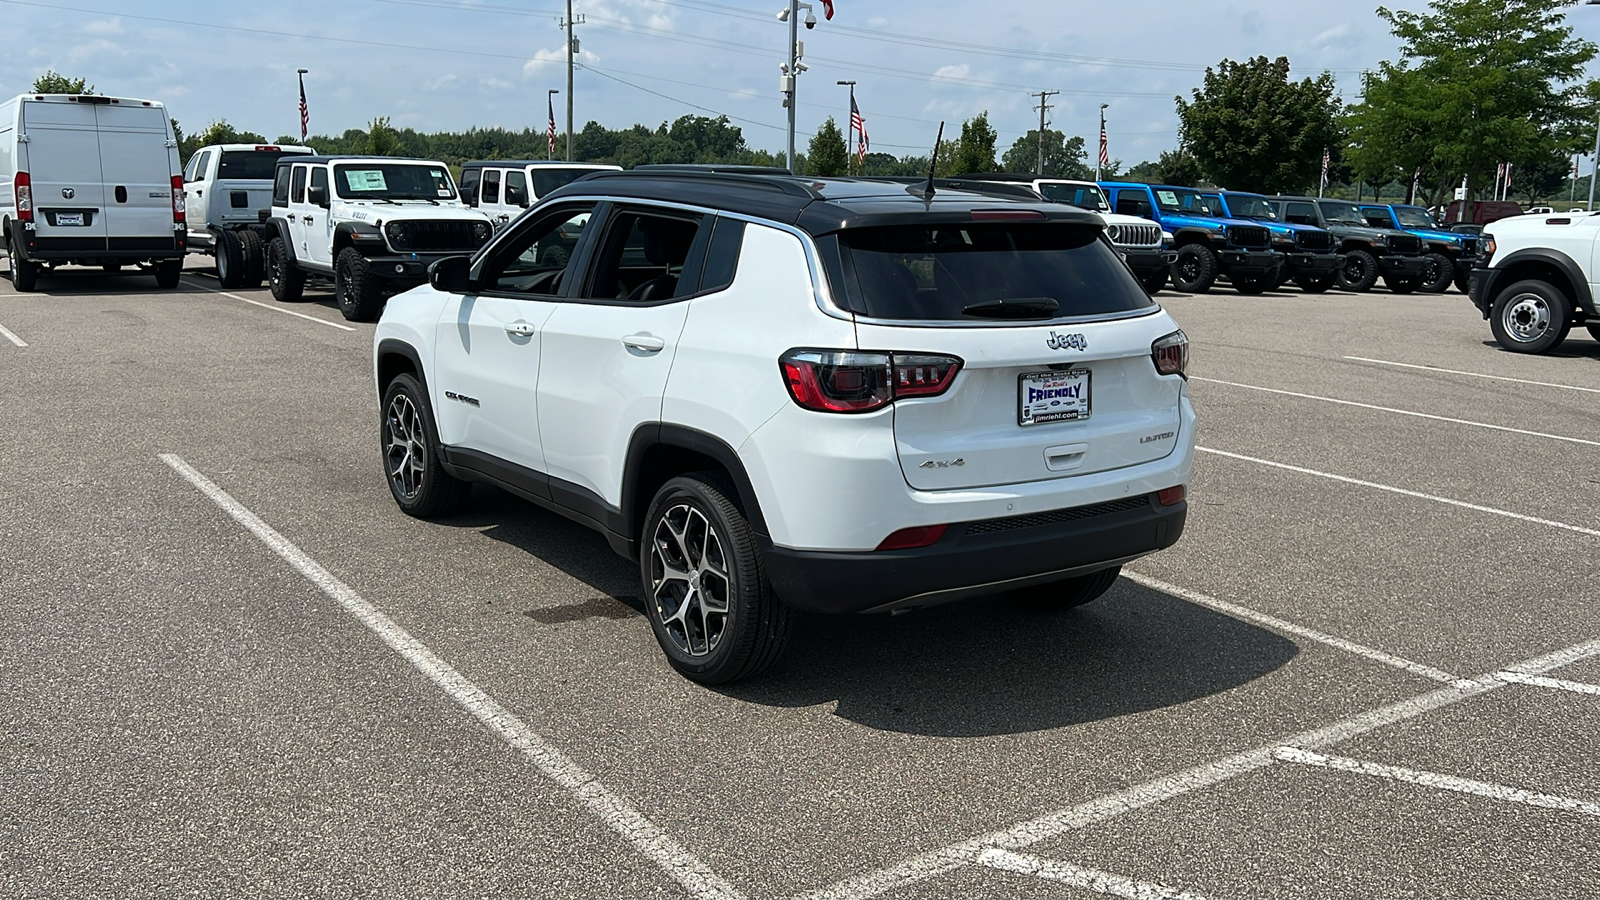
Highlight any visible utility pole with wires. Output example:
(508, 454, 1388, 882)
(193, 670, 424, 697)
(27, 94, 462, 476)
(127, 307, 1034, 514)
(562, 0, 584, 162)
(837, 80, 856, 175)
(1033, 90, 1058, 176)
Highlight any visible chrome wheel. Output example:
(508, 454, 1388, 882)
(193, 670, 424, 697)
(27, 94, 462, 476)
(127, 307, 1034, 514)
(384, 393, 427, 501)
(649, 504, 731, 658)
(1503, 293, 1552, 344)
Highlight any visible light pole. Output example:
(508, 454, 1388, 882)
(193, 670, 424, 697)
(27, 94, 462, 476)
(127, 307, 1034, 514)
(547, 89, 560, 161)
(1095, 103, 1109, 182)
(777, 1, 816, 173)
(837, 80, 855, 175)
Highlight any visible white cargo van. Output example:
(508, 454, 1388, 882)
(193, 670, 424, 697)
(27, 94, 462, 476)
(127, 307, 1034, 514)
(457, 160, 619, 230)
(1, 93, 185, 292)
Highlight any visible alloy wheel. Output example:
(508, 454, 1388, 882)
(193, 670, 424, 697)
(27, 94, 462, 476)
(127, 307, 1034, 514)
(384, 393, 427, 500)
(649, 504, 731, 657)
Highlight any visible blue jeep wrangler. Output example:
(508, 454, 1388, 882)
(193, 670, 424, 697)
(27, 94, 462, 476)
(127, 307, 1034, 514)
(1100, 182, 1279, 293)
(1359, 203, 1477, 293)
(1205, 191, 1343, 293)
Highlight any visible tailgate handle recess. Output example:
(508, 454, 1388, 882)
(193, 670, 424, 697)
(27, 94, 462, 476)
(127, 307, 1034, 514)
(1044, 443, 1089, 472)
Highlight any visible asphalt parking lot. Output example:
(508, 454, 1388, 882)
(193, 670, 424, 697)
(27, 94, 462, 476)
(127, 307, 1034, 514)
(3, 257, 1598, 899)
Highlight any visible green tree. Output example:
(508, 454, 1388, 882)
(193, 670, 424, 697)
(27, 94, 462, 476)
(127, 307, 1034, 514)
(942, 112, 999, 176)
(367, 116, 401, 156)
(1001, 129, 1091, 178)
(807, 117, 849, 176)
(33, 70, 92, 93)
(1176, 55, 1342, 194)
(179, 119, 268, 163)
(1156, 149, 1206, 187)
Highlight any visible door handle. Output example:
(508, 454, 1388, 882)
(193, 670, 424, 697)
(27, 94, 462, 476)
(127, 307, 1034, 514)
(622, 333, 666, 352)
(286, 214, 296, 222)
(303, 216, 314, 225)
(504, 321, 537, 337)
(195, 189, 203, 197)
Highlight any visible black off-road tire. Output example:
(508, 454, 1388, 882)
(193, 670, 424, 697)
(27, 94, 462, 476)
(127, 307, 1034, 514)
(641, 473, 791, 685)
(1008, 566, 1123, 612)
(1419, 252, 1455, 293)
(1384, 274, 1421, 294)
(153, 259, 183, 289)
(267, 236, 306, 303)
(1339, 249, 1381, 292)
(238, 229, 265, 288)
(1454, 270, 1471, 294)
(215, 228, 245, 288)
(380, 373, 472, 518)
(8, 242, 40, 292)
(336, 247, 385, 322)
(1141, 268, 1168, 294)
(1489, 279, 1571, 354)
(541, 244, 571, 268)
(1172, 244, 1218, 294)
(1295, 272, 1337, 293)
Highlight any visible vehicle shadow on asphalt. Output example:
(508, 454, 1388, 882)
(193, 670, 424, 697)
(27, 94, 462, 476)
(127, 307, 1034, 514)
(1480, 339, 1600, 359)
(2, 265, 171, 294)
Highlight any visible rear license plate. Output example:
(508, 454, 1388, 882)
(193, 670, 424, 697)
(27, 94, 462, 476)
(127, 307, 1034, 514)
(54, 213, 84, 226)
(1019, 370, 1091, 426)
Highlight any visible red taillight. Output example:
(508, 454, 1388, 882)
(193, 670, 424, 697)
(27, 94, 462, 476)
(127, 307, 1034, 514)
(14, 171, 33, 222)
(781, 349, 961, 413)
(170, 175, 186, 223)
(1151, 329, 1189, 378)
(1157, 485, 1187, 507)
(256, 145, 280, 152)
(876, 524, 948, 551)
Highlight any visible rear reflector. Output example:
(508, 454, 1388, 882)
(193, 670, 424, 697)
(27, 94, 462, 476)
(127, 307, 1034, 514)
(876, 524, 948, 551)
(1157, 485, 1186, 506)
(971, 209, 1047, 221)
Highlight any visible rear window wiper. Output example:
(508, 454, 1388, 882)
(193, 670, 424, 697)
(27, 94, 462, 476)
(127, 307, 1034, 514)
(961, 297, 1060, 319)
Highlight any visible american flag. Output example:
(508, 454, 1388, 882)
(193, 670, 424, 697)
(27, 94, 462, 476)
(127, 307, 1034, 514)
(548, 96, 558, 158)
(1503, 162, 1513, 194)
(850, 96, 868, 164)
(298, 72, 309, 141)
(1098, 122, 1109, 169)
(820, 0, 834, 19)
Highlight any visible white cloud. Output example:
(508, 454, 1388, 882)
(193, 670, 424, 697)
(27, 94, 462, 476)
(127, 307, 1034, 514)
(523, 46, 601, 78)
(83, 18, 123, 36)
(480, 77, 513, 92)
(423, 73, 463, 92)
(1310, 23, 1353, 47)
(931, 64, 971, 83)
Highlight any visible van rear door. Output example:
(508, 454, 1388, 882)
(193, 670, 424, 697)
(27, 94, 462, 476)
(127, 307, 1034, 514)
(94, 103, 176, 252)
(20, 99, 109, 251)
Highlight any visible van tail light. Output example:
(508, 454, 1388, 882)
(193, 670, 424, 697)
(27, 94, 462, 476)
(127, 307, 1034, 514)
(876, 524, 948, 551)
(1151, 329, 1189, 378)
(780, 349, 961, 413)
(170, 175, 186, 224)
(14, 171, 33, 222)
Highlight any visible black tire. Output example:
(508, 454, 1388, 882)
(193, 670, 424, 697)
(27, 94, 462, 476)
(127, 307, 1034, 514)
(1295, 272, 1337, 293)
(1454, 270, 1471, 294)
(1339, 249, 1380, 292)
(1419, 252, 1454, 293)
(1232, 273, 1270, 295)
(1008, 566, 1122, 612)
(1171, 244, 1218, 293)
(215, 228, 245, 288)
(380, 373, 472, 518)
(1140, 268, 1168, 294)
(1384, 274, 1420, 294)
(1588, 324, 1600, 344)
(267, 236, 306, 303)
(1268, 265, 1289, 291)
(8, 242, 40, 292)
(641, 473, 791, 685)
(1489, 279, 1571, 354)
(336, 247, 385, 322)
(153, 259, 182, 289)
(541, 244, 571, 268)
(238, 229, 265, 288)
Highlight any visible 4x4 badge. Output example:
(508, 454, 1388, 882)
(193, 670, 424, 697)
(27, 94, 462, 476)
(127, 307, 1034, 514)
(1047, 331, 1087, 351)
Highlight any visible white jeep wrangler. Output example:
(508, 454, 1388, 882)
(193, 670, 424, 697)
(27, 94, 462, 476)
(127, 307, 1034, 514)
(1469, 211, 1600, 353)
(263, 155, 492, 321)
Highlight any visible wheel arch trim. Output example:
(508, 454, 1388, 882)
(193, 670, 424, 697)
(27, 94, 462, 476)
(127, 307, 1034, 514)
(622, 424, 769, 559)
(1484, 248, 1593, 315)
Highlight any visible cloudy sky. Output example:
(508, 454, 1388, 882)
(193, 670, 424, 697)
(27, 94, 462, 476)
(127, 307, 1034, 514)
(4, 0, 1598, 165)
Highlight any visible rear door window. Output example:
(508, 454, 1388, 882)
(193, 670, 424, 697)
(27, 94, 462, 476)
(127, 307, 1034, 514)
(840, 222, 1153, 321)
(482, 169, 501, 205)
(459, 168, 481, 207)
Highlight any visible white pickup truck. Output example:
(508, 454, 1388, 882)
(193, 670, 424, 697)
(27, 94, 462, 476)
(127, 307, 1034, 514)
(182, 143, 313, 288)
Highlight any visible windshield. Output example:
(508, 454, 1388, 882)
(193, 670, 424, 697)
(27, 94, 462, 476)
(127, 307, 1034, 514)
(840, 222, 1154, 321)
(1393, 206, 1439, 229)
(333, 163, 457, 200)
(1155, 188, 1220, 217)
(218, 150, 298, 181)
(1038, 182, 1108, 211)
(1318, 200, 1367, 226)
(1222, 194, 1277, 220)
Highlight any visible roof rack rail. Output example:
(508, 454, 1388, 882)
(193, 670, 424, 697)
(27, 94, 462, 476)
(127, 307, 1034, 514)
(578, 168, 824, 200)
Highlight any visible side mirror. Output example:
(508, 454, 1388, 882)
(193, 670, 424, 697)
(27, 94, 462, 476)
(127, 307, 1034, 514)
(428, 255, 473, 293)
(308, 185, 329, 207)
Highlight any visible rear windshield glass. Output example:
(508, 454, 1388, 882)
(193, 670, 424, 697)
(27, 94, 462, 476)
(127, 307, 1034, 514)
(841, 223, 1154, 321)
(219, 151, 296, 181)
(533, 169, 594, 198)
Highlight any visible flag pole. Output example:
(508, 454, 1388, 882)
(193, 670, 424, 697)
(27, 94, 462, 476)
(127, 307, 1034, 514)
(837, 80, 856, 175)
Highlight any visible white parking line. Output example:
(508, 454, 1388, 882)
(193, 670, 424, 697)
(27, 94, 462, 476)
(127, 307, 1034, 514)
(159, 454, 745, 900)
(1197, 447, 1600, 539)
(792, 637, 1600, 900)
(1275, 747, 1600, 819)
(1494, 670, 1600, 696)
(182, 277, 356, 332)
(977, 849, 1213, 899)
(1122, 571, 1469, 686)
(0, 322, 26, 347)
(1194, 377, 1600, 448)
(1344, 356, 1600, 395)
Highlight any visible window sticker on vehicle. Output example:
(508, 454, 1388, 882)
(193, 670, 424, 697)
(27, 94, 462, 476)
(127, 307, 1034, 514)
(344, 170, 388, 191)
(1156, 190, 1179, 206)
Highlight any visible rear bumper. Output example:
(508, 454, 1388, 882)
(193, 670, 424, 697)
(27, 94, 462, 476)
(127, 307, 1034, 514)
(11, 228, 184, 262)
(1122, 248, 1177, 277)
(1378, 255, 1428, 277)
(1217, 249, 1279, 276)
(762, 495, 1187, 614)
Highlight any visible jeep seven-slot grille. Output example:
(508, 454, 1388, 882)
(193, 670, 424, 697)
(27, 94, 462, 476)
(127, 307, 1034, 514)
(1226, 225, 1270, 249)
(386, 220, 484, 252)
(1295, 229, 1334, 252)
(1109, 223, 1162, 249)
(963, 495, 1152, 536)
(1386, 233, 1423, 255)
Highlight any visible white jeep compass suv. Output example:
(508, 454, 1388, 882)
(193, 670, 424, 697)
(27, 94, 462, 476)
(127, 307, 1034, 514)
(373, 171, 1195, 683)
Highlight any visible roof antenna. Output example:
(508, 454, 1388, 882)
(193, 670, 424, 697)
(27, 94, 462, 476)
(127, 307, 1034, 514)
(908, 121, 944, 201)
